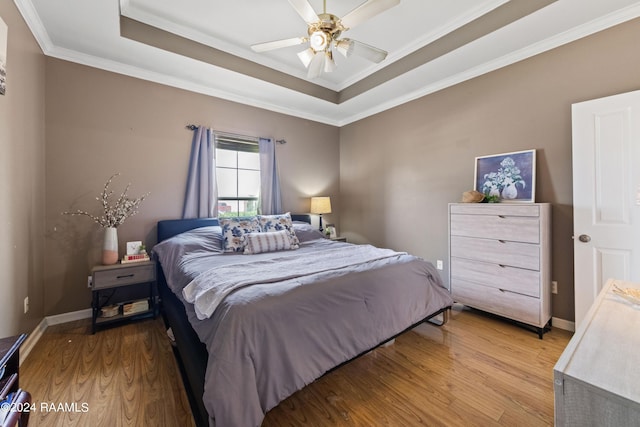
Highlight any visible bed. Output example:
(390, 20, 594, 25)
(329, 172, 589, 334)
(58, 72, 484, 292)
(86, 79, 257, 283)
(153, 214, 453, 427)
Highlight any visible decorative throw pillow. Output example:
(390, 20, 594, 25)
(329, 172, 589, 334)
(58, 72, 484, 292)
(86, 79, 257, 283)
(244, 230, 292, 254)
(219, 217, 261, 253)
(257, 212, 300, 249)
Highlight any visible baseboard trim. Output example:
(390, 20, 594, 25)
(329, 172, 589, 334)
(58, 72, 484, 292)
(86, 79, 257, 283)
(20, 308, 92, 364)
(19, 318, 47, 365)
(45, 308, 92, 326)
(552, 316, 575, 332)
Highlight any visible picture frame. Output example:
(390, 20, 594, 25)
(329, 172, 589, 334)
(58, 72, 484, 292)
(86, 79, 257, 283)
(474, 149, 536, 203)
(326, 224, 337, 239)
(126, 240, 143, 255)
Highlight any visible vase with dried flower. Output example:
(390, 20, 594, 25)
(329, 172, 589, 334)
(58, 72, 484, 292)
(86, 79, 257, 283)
(63, 173, 149, 265)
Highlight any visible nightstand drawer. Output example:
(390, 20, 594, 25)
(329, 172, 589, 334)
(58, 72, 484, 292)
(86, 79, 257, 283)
(93, 263, 155, 290)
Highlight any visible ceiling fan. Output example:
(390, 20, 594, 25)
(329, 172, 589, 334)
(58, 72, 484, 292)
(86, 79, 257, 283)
(251, 0, 400, 79)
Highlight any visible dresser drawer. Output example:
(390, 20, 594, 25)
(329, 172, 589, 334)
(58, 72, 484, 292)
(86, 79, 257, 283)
(449, 204, 540, 217)
(450, 213, 540, 243)
(452, 279, 541, 326)
(450, 235, 540, 270)
(451, 257, 540, 298)
(93, 263, 156, 290)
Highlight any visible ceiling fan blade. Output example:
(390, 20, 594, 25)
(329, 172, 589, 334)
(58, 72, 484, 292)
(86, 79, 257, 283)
(288, 0, 319, 24)
(251, 37, 307, 53)
(340, 0, 400, 30)
(346, 39, 388, 63)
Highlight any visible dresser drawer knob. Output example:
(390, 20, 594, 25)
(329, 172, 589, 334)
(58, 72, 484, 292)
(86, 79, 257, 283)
(117, 274, 135, 279)
(498, 239, 506, 243)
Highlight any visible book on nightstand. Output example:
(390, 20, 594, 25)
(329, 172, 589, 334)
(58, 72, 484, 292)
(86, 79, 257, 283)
(121, 253, 150, 264)
(122, 299, 149, 315)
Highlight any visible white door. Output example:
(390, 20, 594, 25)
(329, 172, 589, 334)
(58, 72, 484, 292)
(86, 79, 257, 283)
(572, 90, 640, 328)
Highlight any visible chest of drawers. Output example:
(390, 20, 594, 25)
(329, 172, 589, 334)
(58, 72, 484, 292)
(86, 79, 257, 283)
(448, 203, 552, 338)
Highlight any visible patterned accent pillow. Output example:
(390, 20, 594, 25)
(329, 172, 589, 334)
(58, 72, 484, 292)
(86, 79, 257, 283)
(244, 230, 292, 255)
(257, 212, 300, 249)
(219, 217, 261, 253)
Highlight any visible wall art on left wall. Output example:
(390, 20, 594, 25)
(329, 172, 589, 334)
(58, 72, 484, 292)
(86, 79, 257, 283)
(0, 15, 6, 95)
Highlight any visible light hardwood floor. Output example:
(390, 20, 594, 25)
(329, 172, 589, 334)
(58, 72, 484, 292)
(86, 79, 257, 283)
(20, 305, 572, 426)
(20, 318, 195, 426)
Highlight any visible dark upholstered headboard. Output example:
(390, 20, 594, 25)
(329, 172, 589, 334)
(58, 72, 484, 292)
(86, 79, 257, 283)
(157, 214, 311, 243)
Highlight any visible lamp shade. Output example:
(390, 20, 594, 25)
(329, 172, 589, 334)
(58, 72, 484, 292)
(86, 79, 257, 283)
(310, 197, 332, 214)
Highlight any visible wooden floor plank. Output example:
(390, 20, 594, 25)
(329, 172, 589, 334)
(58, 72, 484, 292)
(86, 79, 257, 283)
(20, 305, 572, 426)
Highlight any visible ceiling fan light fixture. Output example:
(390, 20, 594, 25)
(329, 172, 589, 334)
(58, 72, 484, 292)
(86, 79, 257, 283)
(324, 51, 336, 73)
(309, 31, 329, 51)
(335, 39, 353, 58)
(307, 51, 325, 79)
(297, 48, 316, 68)
(252, 0, 400, 79)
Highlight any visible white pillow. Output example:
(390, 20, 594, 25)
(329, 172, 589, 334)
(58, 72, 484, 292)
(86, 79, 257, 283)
(244, 230, 292, 254)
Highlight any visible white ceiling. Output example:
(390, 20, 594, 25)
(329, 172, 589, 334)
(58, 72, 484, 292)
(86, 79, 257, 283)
(14, 0, 640, 126)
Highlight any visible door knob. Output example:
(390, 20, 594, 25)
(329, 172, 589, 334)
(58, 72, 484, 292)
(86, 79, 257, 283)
(578, 234, 591, 243)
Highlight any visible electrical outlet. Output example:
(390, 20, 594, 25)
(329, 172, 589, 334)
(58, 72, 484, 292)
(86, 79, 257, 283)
(552, 281, 558, 294)
(87, 276, 93, 288)
(436, 260, 443, 270)
(24, 296, 29, 314)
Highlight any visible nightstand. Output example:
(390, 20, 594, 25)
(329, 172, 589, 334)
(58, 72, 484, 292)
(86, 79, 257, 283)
(91, 260, 158, 334)
(331, 236, 347, 242)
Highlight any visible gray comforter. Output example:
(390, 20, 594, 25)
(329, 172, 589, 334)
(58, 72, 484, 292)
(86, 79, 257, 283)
(154, 230, 452, 427)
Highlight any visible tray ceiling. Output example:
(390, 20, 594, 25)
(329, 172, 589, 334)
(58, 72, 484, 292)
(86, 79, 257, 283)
(15, 0, 640, 125)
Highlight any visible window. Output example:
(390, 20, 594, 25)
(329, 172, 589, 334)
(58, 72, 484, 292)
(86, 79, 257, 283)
(215, 134, 260, 217)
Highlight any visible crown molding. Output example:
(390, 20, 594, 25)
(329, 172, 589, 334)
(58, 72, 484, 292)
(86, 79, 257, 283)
(14, 0, 640, 127)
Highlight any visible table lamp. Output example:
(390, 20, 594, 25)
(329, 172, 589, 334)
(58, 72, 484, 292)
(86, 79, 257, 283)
(310, 196, 332, 232)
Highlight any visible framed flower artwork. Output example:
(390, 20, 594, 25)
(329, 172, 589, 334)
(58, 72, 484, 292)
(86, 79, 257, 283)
(474, 149, 536, 202)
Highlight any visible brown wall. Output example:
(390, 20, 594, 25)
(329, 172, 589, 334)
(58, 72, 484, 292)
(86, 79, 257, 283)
(339, 18, 640, 322)
(44, 59, 340, 315)
(0, 2, 46, 336)
(13, 11, 640, 324)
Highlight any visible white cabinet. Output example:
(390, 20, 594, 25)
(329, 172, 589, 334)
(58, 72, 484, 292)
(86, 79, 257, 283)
(448, 203, 552, 338)
(554, 279, 640, 426)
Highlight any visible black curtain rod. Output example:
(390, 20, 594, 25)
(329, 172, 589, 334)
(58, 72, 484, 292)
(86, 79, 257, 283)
(185, 124, 286, 144)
